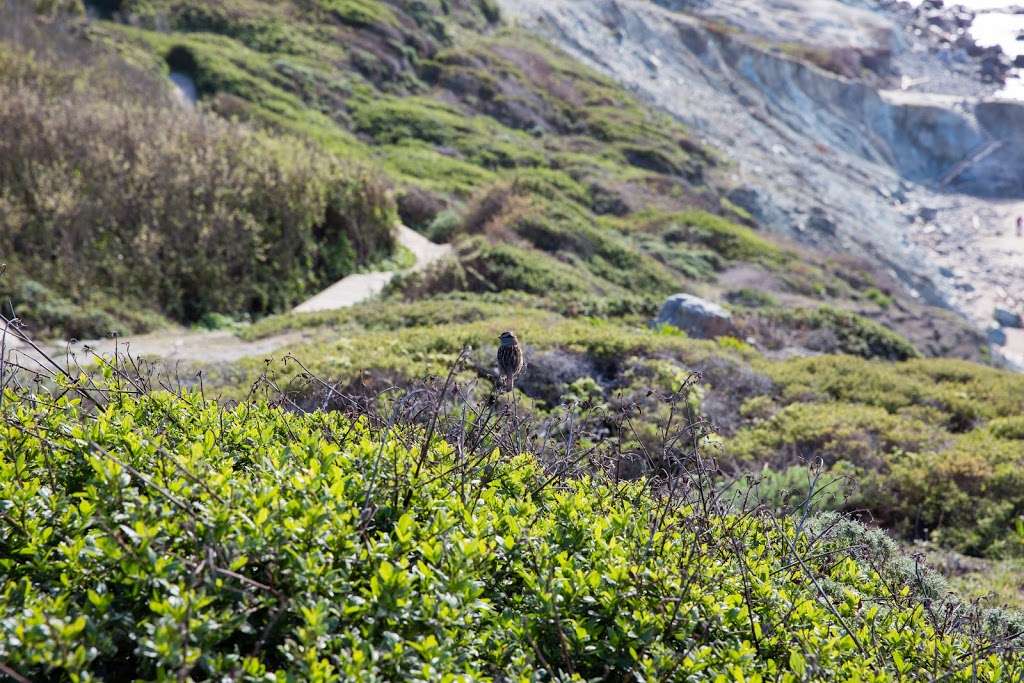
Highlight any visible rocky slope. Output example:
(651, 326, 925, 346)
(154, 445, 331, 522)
(498, 0, 1024, 367)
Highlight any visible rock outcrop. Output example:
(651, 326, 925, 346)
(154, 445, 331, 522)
(653, 294, 736, 339)
(995, 307, 1023, 329)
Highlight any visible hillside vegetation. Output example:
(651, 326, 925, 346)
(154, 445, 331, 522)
(2, 378, 1024, 681)
(0, 5, 396, 336)
(3, 0, 1024, 677)
(5, 0, 983, 356)
(223, 299, 1024, 561)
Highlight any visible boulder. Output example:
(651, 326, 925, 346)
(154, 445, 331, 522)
(988, 325, 1008, 346)
(995, 307, 1024, 328)
(653, 294, 736, 339)
(806, 207, 836, 235)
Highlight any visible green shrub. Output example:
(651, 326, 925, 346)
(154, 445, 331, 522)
(319, 0, 398, 28)
(724, 402, 945, 469)
(729, 465, 848, 513)
(427, 209, 461, 242)
(762, 355, 1024, 430)
(353, 96, 466, 145)
(0, 37, 395, 327)
(991, 416, 1024, 440)
(742, 305, 920, 361)
(381, 143, 497, 195)
(2, 386, 1023, 679)
(0, 275, 165, 339)
(727, 288, 779, 308)
(447, 237, 594, 296)
(852, 429, 1024, 557)
(653, 210, 790, 266)
(353, 97, 544, 170)
(792, 306, 920, 361)
(864, 287, 893, 309)
(723, 388, 1024, 557)
(739, 394, 775, 421)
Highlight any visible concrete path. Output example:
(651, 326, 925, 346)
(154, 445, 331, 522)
(4, 226, 451, 370)
(293, 226, 451, 313)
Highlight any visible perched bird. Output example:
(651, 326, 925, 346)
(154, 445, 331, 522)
(496, 330, 524, 392)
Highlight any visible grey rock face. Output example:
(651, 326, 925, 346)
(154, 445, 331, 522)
(995, 307, 1024, 328)
(988, 325, 1008, 346)
(807, 207, 837, 235)
(653, 294, 736, 339)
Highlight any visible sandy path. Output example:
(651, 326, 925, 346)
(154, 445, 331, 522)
(293, 226, 450, 313)
(5, 226, 451, 370)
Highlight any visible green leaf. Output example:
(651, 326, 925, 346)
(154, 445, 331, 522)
(789, 651, 806, 677)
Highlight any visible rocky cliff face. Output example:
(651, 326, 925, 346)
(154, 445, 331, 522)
(497, 0, 1024, 367)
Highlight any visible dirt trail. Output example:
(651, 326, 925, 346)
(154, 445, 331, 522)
(5, 226, 451, 371)
(294, 226, 449, 313)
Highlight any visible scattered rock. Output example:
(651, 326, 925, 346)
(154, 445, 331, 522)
(726, 187, 763, 221)
(918, 206, 939, 221)
(806, 207, 836, 235)
(653, 294, 736, 339)
(988, 325, 1008, 346)
(994, 307, 1023, 328)
(939, 266, 954, 277)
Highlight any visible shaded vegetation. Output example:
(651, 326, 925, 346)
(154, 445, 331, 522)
(752, 305, 921, 361)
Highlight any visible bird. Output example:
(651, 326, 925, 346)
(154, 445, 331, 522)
(496, 330, 524, 392)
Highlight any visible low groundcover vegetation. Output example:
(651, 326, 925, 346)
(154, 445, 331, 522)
(2, 368, 1024, 681)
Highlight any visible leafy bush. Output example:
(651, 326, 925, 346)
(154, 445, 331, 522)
(762, 355, 1024, 431)
(863, 287, 893, 309)
(791, 307, 920, 361)
(706, 350, 1024, 557)
(653, 210, 790, 267)
(0, 274, 164, 339)
(991, 416, 1024, 440)
(453, 182, 680, 295)
(729, 464, 847, 513)
(727, 288, 779, 308)
(2, 384, 1023, 680)
(426, 209, 461, 242)
(0, 14, 395, 331)
(724, 402, 945, 470)
(722, 399, 1024, 557)
(851, 430, 1024, 557)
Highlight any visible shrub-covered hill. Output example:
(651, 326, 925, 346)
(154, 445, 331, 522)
(2, 0, 986, 361)
(2, 383, 1024, 681)
(0, 5, 396, 337)
(5, 2, 1024, 672)
(206, 298, 1024, 561)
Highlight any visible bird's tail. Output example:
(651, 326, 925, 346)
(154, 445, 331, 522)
(503, 375, 513, 393)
